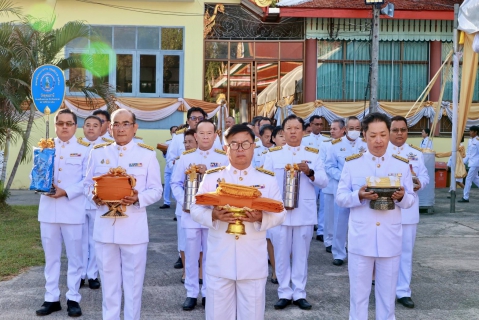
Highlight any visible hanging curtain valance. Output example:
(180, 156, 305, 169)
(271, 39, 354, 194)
(274, 100, 479, 129)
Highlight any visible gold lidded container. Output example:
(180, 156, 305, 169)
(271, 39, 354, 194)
(183, 164, 203, 213)
(283, 163, 301, 210)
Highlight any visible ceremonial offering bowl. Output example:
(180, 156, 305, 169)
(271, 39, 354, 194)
(365, 187, 400, 210)
(221, 205, 251, 235)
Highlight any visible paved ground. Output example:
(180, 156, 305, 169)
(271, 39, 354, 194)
(1, 188, 479, 319)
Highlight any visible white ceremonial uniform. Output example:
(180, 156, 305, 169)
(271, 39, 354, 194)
(464, 139, 479, 186)
(420, 136, 433, 149)
(302, 133, 330, 237)
(38, 136, 90, 303)
(171, 147, 229, 300)
(319, 139, 335, 248)
(81, 136, 104, 282)
(166, 128, 223, 170)
(263, 145, 328, 300)
(336, 150, 416, 320)
(84, 140, 163, 320)
(387, 142, 429, 300)
(463, 136, 479, 200)
(191, 164, 286, 320)
(163, 139, 173, 206)
(253, 145, 269, 168)
(325, 137, 367, 261)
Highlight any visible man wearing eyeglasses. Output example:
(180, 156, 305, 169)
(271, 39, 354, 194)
(35, 109, 90, 317)
(79, 115, 104, 291)
(191, 124, 286, 320)
(388, 116, 429, 309)
(171, 120, 229, 311)
(166, 107, 222, 174)
(263, 115, 328, 311)
(84, 109, 163, 320)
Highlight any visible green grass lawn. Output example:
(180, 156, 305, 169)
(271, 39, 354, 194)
(0, 205, 44, 281)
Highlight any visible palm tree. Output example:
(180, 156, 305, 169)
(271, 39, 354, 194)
(0, 3, 115, 203)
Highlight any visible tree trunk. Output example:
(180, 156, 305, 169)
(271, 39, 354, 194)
(6, 104, 35, 190)
(0, 129, 10, 185)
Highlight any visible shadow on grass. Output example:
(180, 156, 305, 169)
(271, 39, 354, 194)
(0, 205, 44, 281)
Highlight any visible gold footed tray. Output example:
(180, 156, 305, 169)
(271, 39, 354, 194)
(220, 205, 253, 235)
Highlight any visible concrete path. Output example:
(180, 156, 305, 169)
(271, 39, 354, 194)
(1, 188, 479, 319)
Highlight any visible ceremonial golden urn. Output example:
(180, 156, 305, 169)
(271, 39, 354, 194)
(365, 176, 401, 210)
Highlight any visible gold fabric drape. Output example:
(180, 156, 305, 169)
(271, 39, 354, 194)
(455, 32, 479, 178)
(118, 98, 178, 111)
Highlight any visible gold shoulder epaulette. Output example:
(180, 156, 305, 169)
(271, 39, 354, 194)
(409, 144, 423, 152)
(94, 142, 112, 149)
(476, 137, 479, 141)
(269, 146, 282, 152)
(102, 137, 114, 143)
(175, 156, 180, 160)
(332, 138, 342, 145)
(255, 137, 259, 142)
(262, 150, 268, 154)
(182, 148, 196, 155)
(362, 138, 366, 142)
(393, 154, 409, 163)
(214, 148, 226, 155)
(135, 136, 143, 140)
(255, 145, 260, 148)
(138, 143, 154, 151)
(77, 137, 90, 147)
(345, 153, 362, 162)
(305, 146, 319, 154)
(322, 134, 331, 138)
(256, 167, 275, 176)
(303, 133, 311, 137)
(166, 138, 172, 142)
(323, 139, 332, 143)
(206, 166, 226, 174)
(175, 128, 186, 135)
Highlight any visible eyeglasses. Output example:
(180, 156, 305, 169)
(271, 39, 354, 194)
(55, 122, 76, 127)
(226, 141, 253, 150)
(189, 116, 205, 121)
(111, 122, 135, 130)
(99, 119, 105, 124)
(391, 128, 408, 133)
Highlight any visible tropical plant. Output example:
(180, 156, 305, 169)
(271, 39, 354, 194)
(0, 2, 115, 203)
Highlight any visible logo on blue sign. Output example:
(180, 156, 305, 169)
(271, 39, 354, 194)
(31, 65, 65, 114)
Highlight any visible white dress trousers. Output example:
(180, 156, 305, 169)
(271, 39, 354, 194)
(81, 208, 98, 280)
(396, 224, 417, 299)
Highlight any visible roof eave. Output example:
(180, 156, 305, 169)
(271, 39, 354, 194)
(279, 8, 455, 20)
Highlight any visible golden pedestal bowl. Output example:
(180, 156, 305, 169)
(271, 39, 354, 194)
(220, 205, 252, 235)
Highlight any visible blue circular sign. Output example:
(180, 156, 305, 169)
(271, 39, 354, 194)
(31, 65, 65, 114)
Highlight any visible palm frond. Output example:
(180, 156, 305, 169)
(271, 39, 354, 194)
(0, 0, 22, 18)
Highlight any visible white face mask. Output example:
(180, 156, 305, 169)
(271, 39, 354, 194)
(347, 130, 361, 140)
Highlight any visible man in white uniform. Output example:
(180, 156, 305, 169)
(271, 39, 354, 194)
(80, 115, 104, 290)
(160, 125, 178, 210)
(84, 109, 163, 320)
(191, 124, 286, 320)
(325, 116, 367, 266)
(320, 119, 345, 253)
(166, 107, 222, 171)
(420, 128, 433, 149)
(302, 115, 328, 242)
(35, 109, 90, 317)
(388, 116, 430, 308)
(336, 112, 415, 320)
(459, 125, 479, 203)
(171, 120, 229, 311)
(92, 109, 114, 143)
(253, 124, 274, 168)
(263, 115, 328, 310)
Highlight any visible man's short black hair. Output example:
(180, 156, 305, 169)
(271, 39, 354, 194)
(259, 117, 272, 125)
(260, 124, 274, 136)
(56, 108, 77, 124)
(309, 115, 322, 122)
(332, 118, 345, 129)
(362, 112, 391, 133)
(303, 123, 311, 130)
(241, 122, 250, 126)
(92, 109, 111, 122)
(196, 119, 216, 131)
(346, 115, 360, 125)
(225, 124, 255, 142)
(187, 107, 207, 120)
(423, 128, 431, 135)
(282, 114, 304, 129)
(390, 115, 408, 127)
(252, 116, 264, 126)
(271, 126, 283, 144)
(469, 126, 479, 133)
(170, 125, 178, 133)
(184, 128, 196, 138)
(84, 115, 102, 125)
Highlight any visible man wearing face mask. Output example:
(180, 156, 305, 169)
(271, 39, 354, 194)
(171, 120, 229, 311)
(325, 116, 367, 266)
